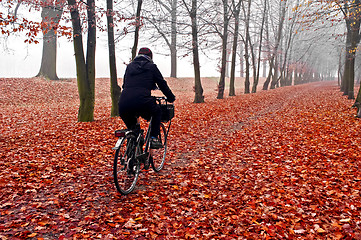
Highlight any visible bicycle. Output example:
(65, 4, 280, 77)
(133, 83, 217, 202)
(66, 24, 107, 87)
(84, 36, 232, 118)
(112, 97, 174, 195)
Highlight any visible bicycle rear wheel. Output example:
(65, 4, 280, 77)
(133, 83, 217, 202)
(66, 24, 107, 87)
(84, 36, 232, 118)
(150, 123, 168, 172)
(113, 135, 140, 195)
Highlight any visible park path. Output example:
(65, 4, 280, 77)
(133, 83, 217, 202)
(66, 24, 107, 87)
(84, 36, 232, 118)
(1, 78, 360, 239)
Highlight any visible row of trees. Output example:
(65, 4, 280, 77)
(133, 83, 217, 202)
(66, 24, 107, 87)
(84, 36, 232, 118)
(1, 0, 361, 120)
(305, 0, 361, 117)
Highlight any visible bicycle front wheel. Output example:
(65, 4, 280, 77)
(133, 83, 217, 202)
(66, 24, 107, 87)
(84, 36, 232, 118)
(113, 135, 140, 195)
(151, 123, 168, 172)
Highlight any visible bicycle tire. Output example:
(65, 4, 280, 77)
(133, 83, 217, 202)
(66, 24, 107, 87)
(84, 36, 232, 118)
(150, 123, 168, 172)
(113, 134, 140, 195)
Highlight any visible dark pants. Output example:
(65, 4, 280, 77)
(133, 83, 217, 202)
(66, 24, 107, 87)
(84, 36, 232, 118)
(119, 99, 161, 138)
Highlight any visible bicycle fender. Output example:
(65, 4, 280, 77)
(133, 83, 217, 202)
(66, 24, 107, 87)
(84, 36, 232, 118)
(112, 138, 123, 150)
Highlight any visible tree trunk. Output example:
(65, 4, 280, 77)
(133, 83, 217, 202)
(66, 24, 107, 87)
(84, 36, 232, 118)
(190, 0, 204, 103)
(354, 81, 361, 117)
(107, 0, 121, 117)
(262, 11, 271, 90)
(36, 1, 63, 80)
(243, 0, 251, 94)
(252, 0, 266, 93)
(348, 29, 359, 100)
(240, 50, 244, 78)
(263, 61, 273, 90)
(270, 0, 286, 89)
(342, 56, 351, 95)
(341, 0, 361, 99)
(264, 0, 285, 90)
(249, 39, 257, 93)
(170, 0, 177, 78)
(131, 0, 143, 60)
(84, 0, 96, 121)
(280, 2, 297, 87)
(217, 0, 229, 99)
(37, 27, 59, 80)
(343, 54, 355, 98)
(229, 1, 240, 97)
(225, 40, 232, 78)
(244, 48, 250, 94)
(338, 49, 342, 87)
(342, 23, 357, 99)
(247, 5, 257, 94)
(68, 0, 96, 122)
(270, 57, 278, 89)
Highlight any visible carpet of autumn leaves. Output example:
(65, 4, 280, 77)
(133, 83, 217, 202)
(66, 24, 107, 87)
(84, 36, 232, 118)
(1, 77, 361, 239)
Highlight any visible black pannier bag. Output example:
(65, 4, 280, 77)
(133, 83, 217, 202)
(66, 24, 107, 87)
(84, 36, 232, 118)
(160, 104, 174, 122)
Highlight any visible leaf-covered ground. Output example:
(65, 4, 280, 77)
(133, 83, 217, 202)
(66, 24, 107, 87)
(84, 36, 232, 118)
(1, 77, 360, 239)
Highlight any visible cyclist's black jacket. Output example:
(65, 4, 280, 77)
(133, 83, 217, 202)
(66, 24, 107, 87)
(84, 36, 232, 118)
(118, 55, 175, 110)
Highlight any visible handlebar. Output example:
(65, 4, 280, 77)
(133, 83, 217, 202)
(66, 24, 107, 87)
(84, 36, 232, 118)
(154, 96, 169, 103)
(154, 96, 167, 100)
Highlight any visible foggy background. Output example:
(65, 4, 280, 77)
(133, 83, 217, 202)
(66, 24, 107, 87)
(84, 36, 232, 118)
(0, 34, 220, 79)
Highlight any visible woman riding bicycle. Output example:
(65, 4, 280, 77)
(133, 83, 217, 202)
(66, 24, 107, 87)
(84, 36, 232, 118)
(118, 47, 176, 149)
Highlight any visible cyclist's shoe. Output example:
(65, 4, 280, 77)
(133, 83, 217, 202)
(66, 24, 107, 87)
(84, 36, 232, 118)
(150, 137, 163, 149)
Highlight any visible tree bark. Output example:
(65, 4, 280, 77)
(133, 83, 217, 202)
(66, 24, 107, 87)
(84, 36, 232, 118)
(249, 38, 257, 93)
(246, 0, 257, 93)
(244, 48, 250, 93)
(106, 0, 121, 117)
(170, 0, 177, 78)
(131, 0, 143, 60)
(340, 0, 361, 99)
(86, 0, 96, 116)
(264, 0, 285, 90)
(68, 0, 96, 122)
(189, 0, 204, 103)
(342, 50, 352, 96)
(270, 56, 279, 89)
(338, 49, 342, 87)
(252, 0, 267, 93)
(217, 0, 229, 99)
(343, 22, 360, 99)
(354, 82, 361, 117)
(36, 1, 63, 80)
(229, 0, 241, 97)
(262, 10, 271, 90)
(243, 0, 251, 94)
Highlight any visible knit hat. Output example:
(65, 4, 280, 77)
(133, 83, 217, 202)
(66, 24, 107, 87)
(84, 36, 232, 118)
(138, 47, 153, 59)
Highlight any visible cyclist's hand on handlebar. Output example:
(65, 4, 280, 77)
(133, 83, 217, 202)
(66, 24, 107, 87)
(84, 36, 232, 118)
(167, 95, 176, 103)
